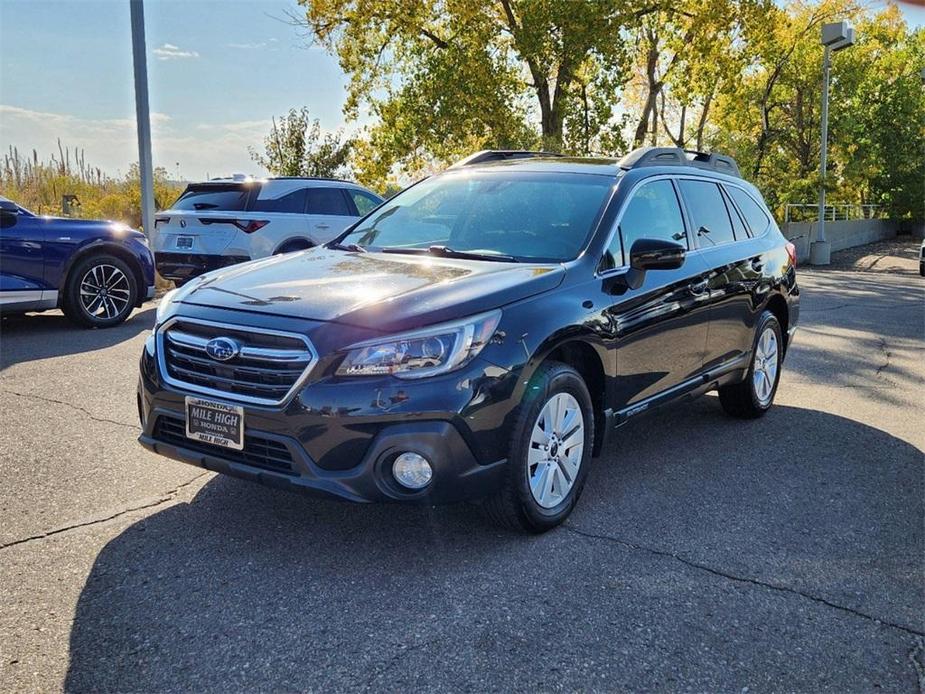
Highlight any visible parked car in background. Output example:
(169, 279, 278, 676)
(151, 176, 383, 285)
(139, 147, 799, 532)
(919, 238, 924, 276)
(0, 196, 155, 327)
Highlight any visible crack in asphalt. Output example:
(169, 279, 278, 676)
(563, 525, 925, 639)
(875, 336, 892, 379)
(358, 637, 447, 690)
(0, 473, 208, 552)
(910, 637, 925, 694)
(0, 387, 140, 431)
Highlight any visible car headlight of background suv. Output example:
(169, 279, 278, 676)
(336, 310, 501, 379)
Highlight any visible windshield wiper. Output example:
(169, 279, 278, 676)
(381, 245, 517, 263)
(327, 241, 367, 252)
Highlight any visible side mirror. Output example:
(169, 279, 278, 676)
(0, 200, 19, 216)
(629, 237, 686, 271)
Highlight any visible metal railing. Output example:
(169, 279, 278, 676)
(784, 203, 882, 223)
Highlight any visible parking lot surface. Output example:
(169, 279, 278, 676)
(1, 244, 922, 692)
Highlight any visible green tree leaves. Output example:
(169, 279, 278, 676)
(249, 107, 353, 178)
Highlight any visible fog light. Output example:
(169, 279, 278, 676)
(392, 452, 433, 490)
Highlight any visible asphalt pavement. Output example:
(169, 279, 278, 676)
(1, 243, 922, 692)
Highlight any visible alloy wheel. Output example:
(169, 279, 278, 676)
(79, 263, 131, 320)
(753, 326, 779, 406)
(527, 392, 585, 509)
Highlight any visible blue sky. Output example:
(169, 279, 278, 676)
(1, 0, 923, 181)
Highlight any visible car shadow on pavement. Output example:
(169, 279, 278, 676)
(0, 307, 155, 372)
(63, 399, 923, 692)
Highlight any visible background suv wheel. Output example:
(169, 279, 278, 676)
(62, 254, 138, 328)
(484, 361, 594, 533)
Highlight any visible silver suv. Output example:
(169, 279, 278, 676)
(152, 176, 382, 284)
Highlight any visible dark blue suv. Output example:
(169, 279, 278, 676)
(0, 196, 155, 327)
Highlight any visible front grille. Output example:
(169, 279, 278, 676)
(158, 318, 316, 405)
(154, 414, 295, 475)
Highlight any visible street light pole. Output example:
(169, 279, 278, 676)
(811, 21, 855, 266)
(816, 44, 831, 251)
(130, 0, 155, 239)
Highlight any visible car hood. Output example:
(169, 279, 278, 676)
(176, 248, 565, 332)
(35, 215, 144, 239)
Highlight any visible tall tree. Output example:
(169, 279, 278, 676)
(295, 0, 653, 185)
(249, 107, 353, 178)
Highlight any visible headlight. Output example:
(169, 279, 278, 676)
(336, 310, 501, 379)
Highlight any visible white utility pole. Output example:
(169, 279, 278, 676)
(130, 0, 155, 238)
(812, 21, 855, 266)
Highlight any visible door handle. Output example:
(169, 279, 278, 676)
(689, 279, 709, 295)
(315, 223, 330, 230)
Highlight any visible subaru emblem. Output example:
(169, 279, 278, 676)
(205, 337, 240, 362)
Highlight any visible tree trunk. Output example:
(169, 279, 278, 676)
(633, 37, 661, 148)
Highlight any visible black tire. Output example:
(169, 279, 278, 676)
(483, 361, 594, 533)
(718, 310, 783, 419)
(919, 261, 924, 277)
(61, 254, 138, 328)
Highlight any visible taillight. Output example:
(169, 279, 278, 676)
(198, 218, 269, 233)
(785, 242, 797, 269)
(235, 220, 269, 234)
(154, 216, 169, 228)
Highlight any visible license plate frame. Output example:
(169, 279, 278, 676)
(175, 235, 194, 249)
(185, 396, 244, 450)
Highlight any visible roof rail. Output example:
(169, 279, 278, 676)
(617, 146, 741, 178)
(450, 150, 564, 168)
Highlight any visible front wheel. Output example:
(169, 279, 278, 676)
(483, 362, 594, 533)
(718, 310, 782, 418)
(62, 254, 138, 328)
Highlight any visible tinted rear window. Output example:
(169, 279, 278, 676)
(172, 184, 250, 211)
(727, 186, 771, 236)
(678, 179, 736, 246)
(305, 188, 352, 216)
(251, 189, 309, 214)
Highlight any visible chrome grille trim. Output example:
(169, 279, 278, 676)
(165, 330, 313, 362)
(156, 316, 318, 407)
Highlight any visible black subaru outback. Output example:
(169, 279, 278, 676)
(138, 147, 799, 532)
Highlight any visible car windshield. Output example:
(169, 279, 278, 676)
(337, 170, 613, 262)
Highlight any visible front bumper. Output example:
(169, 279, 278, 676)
(138, 412, 507, 504)
(137, 333, 517, 504)
(155, 253, 250, 282)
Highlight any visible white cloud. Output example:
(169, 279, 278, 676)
(152, 43, 200, 61)
(0, 104, 267, 181)
(227, 41, 267, 50)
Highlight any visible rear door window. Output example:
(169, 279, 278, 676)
(305, 188, 352, 216)
(727, 186, 771, 237)
(677, 180, 736, 247)
(250, 189, 309, 214)
(171, 184, 250, 211)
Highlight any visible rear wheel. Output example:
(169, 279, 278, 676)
(483, 362, 594, 533)
(62, 254, 138, 328)
(718, 310, 782, 418)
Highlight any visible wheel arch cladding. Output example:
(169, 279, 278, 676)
(764, 293, 789, 353)
(543, 340, 606, 456)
